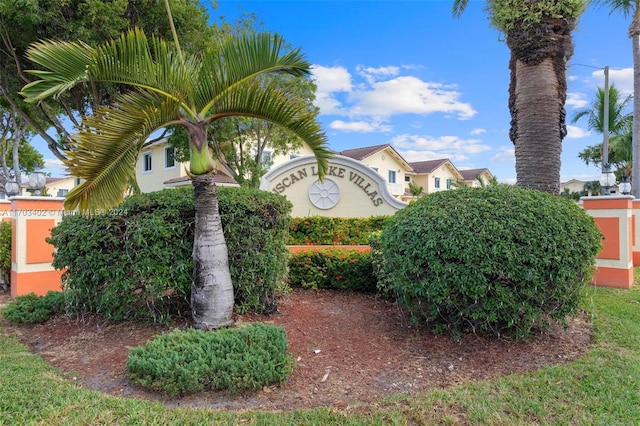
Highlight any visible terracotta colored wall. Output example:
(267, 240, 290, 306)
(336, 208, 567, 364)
(10, 197, 65, 297)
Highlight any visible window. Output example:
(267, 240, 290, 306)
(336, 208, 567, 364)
(388, 170, 397, 184)
(446, 179, 453, 189)
(143, 152, 152, 172)
(164, 146, 176, 169)
(434, 177, 440, 189)
(404, 175, 411, 183)
(56, 189, 69, 197)
(261, 150, 272, 166)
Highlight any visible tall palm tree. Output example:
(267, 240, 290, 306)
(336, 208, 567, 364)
(21, 29, 331, 329)
(453, 0, 586, 194)
(573, 84, 633, 173)
(590, 0, 640, 196)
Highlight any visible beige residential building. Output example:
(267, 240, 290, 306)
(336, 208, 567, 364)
(44, 176, 77, 198)
(409, 159, 465, 194)
(338, 144, 413, 199)
(459, 168, 495, 187)
(136, 140, 239, 192)
(560, 179, 587, 194)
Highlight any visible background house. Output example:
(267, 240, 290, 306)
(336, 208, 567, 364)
(459, 168, 495, 187)
(339, 144, 413, 199)
(409, 159, 464, 194)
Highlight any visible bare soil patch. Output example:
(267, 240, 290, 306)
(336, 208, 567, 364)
(1, 288, 592, 411)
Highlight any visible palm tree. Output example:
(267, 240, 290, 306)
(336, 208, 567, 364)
(408, 181, 424, 197)
(453, 0, 586, 194)
(590, 0, 640, 196)
(21, 29, 331, 329)
(573, 84, 633, 174)
(475, 175, 500, 187)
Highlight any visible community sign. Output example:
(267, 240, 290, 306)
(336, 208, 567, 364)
(260, 155, 407, 217)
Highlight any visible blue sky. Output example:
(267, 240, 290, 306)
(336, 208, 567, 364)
(37, 1, 632, 185)
(211, 0, 633, 184)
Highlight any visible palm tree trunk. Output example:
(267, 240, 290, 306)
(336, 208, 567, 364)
(510, 56, 563, 194)
(506, 16, 574, 195)
(191, 172, 235, 329)
(630, 11, 640, 197)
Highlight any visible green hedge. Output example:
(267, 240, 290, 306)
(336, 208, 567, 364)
(288, 216, 389, 245)
(0, 221, 10, 290)
(48, 187, 292, 321)
(377, 185, 602, 339)
(288, 249, 376, 292)
(126, 323, 292, 395)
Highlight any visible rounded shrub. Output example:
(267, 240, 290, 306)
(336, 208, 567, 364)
(378, 185, 602, 339)
(49, 186, 292, 321)
(126, 322, 293, 395)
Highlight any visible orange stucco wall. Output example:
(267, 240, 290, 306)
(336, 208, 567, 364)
(26, 219, 56, 264)
(593, 217, 620, 260)
(10, 269, 64, 297)
(592, 266, 634, 289)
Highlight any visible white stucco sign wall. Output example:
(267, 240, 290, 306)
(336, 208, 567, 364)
(260, 155, 407, 217)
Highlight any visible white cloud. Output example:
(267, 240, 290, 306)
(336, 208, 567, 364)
(470, 128, 486, 135)
(311, 65, 352, 114)
(399, 149, 469, 163)
(391, 133, 490, 162)
(491, 146, 515, 163)
(329, 120, 392, 133)
(43, 158, 68, 176)
(566, 125, 591, 139)
(566, 92, 589, 109)
(312, 64, 477, 122)
(312, 65, 352, 93)
(589, 67, 633, 96)
(356, 65, 400, 84)
(609, 67, 633, 95)
(349, 76, 477, 119)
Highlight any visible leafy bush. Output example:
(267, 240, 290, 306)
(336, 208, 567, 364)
(378, 185, 602, 339)
(0, 221, 10, 290)
(2, 291, 65, 324)
(48, 187, 292, 321)
(288, 249, 376, 292)
(369, 231, 393, 299)
(126, 323, 292, 395)
(289, 216, 389, 245)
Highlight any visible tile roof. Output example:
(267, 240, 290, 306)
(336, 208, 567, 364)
(338, 144, 391, 160)
(459, 168, 489, 181)
(407, 159, 449, 174)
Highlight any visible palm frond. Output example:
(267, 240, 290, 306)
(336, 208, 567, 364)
(196, 32, 310, 114)
(206, 79, 331, 178)
(21, 40, 95, 102)
(64, 90, 182, 210)
(24, 28, 198, 118)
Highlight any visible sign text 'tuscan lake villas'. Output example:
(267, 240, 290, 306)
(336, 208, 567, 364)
(271, 165, 385, 207)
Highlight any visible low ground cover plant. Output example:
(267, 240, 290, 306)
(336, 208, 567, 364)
(2, 291, 65, 324)
(126, 322, 292, 395)
(377, 185, 602, 339)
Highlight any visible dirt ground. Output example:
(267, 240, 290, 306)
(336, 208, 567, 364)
(0, 288, 593, 411)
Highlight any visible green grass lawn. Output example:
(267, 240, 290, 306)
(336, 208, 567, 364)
(1, 283, 639, 425)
